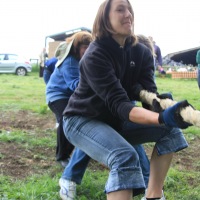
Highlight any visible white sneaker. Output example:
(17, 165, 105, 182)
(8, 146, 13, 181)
(59, 178, 76, 200)
(141, 190, 165, 200)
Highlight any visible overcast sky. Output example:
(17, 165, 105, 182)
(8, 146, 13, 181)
(0, 0, 199, 59)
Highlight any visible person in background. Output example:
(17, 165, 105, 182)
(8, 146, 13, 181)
(43, 56, 59, 128)
(45, 31, 92, 168)
(62, 0, 190, 200)
(196, 49, 200, 89)
(39, 47, 48, 77)
(158, 66, 166, 75)
(138, 35, 166, 78)
(149, 36, 163, 72)
(137, 34, 155, 58)
(137, 34, 156, 80)
(43, 56, 58, 84)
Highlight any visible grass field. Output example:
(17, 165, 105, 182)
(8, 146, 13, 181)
(0, 71, 200, 200)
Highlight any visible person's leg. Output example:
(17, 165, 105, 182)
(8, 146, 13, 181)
(63, 116, 145, 198)
(39, 66, 44, 77)
(198, 68, 200, 89)
(63, 117, 188, 199)
(133, 145, 150, 188)
(107, 190, 132, 200)
(59, 148, 91, 199)
(62, 148, 91, 184)
(57, 119, 74, 163)
(121, 121, 188, 198)
(145, 147, 173, 198)
(48, 99, 73, 163)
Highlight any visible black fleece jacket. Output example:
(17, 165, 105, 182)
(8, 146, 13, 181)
(63, 36, 157, 130)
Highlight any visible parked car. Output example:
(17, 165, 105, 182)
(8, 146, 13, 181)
(0, 53, 32, 76)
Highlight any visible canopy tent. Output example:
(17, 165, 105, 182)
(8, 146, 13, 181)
(166, 46, 200, 66)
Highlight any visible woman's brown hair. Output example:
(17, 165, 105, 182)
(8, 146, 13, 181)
(66, 31, 92, 59)
(92, 0, 137, 45)
(137, 34, 155, 57)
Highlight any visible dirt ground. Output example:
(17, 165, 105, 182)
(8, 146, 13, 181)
(0, 110, 200, 179)
(0, 110, 57, 179)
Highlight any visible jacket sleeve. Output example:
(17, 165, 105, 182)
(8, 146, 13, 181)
(60, 57, 79, 92)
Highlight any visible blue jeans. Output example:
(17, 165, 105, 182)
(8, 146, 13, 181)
(62, 101, 149, 186)
(63, 116, 188, 194)
(62, 145, 150, 187)
(62, 148, 90, 184)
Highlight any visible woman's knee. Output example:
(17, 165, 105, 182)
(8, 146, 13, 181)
(107, 146, 140, 170)
(105, 147, 144, 193)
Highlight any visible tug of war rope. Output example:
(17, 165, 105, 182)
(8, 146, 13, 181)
(140, 90, 200, 127)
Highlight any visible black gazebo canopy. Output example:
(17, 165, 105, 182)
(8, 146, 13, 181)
(167, 46, 200, 66)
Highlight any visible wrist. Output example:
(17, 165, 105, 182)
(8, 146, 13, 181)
(158, 112, 165, 125)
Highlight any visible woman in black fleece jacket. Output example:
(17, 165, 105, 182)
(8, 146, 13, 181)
(62, 0, 190, 199)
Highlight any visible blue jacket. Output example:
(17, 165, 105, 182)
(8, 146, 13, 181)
(43, 57, 58, 84)
(45, 57, 58, 73)
(63, 36, 156, 130)
(46, 55, 79, 103)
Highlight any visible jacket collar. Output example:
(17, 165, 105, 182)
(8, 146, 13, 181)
(97, 36, 132, 55)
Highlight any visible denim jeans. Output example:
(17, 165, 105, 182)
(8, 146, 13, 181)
(63, 116, 188, 194)
(62, 144, 150, 187)
(62, 148, 90, 184)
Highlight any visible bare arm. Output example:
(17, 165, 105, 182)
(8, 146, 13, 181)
(129, 107, 159, 125)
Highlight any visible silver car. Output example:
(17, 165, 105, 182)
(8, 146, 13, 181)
(0, 53, 32, 76)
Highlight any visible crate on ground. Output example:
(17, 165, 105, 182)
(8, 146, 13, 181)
(171, 71, 197, 79)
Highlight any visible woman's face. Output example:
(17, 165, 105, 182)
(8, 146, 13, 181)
(79, 44, 89, 59)
(109, 0, 133, 37)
